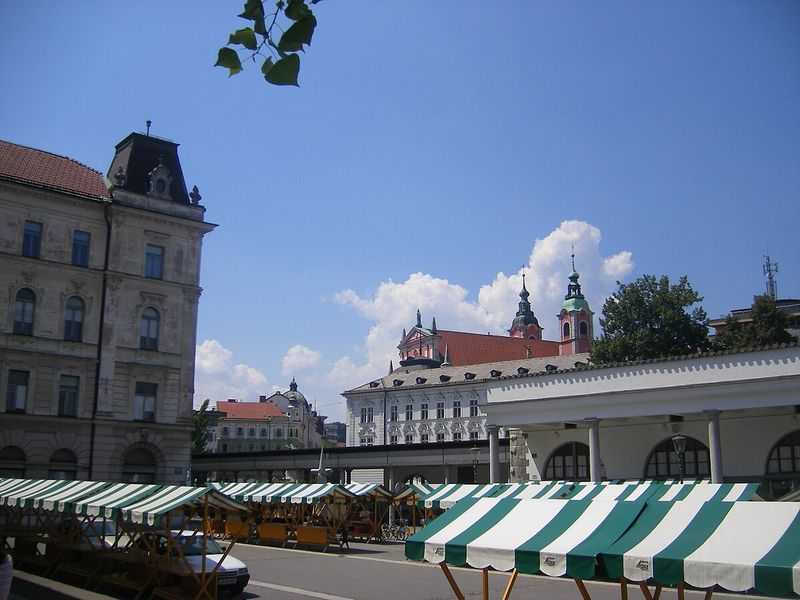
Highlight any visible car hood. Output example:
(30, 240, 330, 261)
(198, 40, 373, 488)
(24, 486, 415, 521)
(179, 553, 247, 574)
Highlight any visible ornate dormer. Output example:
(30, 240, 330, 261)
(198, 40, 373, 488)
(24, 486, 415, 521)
(508, 273, 543, 339)
(559, 252, 594, 355)
(147, 156, 174, 200)
(398, 309, 443, 369)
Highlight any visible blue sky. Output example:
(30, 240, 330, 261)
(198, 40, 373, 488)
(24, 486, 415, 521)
(1, 2, 798, 423)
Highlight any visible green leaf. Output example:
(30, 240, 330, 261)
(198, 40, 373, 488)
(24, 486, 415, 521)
(228, 27, 258, 50)
(285, 0, 310, 21)
(214, 47, 243, 76)
(261, 56, 274, 76)
(239, 0, 264, 20)
(278, 14, 316, 52)
(263, 54, 300, 86)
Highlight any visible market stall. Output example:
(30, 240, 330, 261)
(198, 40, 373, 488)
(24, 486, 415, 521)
(344, 483, 392, 542)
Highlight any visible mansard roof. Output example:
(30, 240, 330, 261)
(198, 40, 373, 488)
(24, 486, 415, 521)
(346, 352, 590, 394)
(0, 139, 108, 199)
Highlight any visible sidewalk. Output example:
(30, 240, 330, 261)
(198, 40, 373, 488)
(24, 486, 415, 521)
(9, 569, 113, 600)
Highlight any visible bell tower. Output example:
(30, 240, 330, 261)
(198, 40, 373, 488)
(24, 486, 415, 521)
(558, 252, 593, 355)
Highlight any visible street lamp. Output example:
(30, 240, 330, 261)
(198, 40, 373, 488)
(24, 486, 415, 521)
(672, 435, 687, 483)
(469, 446, 480, 483)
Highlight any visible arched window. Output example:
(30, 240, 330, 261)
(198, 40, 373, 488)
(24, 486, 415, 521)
(645, 436, 709, 479)
(563, 322, 570, 339)
(544, 442, 590, 481)
(765, 430, 800, 499)
(579, 321, 588, 336)
(64, 296, 85, 341)
(49, 448, 77, 479)
(122, 447, 157, 483)
(0, 445, 26, 477)
(13, 288, 35, 335)
(140, 307, 159, 351)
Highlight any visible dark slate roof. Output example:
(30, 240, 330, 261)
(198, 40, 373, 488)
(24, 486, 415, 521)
(0, 139, 108, 199)
(346, 353, 591, 394)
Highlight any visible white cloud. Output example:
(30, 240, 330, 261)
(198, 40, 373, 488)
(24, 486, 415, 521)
(331, 220, 633, 388)
(194, 339, 269, 408)
(282, 344, 323, 376)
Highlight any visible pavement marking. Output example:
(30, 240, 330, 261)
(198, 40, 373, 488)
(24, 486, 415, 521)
(249, 580, 356, 600)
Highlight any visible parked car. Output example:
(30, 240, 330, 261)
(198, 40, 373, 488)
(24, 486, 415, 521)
(140, 531, 250, 595)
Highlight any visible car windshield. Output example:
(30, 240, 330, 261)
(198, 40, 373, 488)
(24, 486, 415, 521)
(175, 535, 223, 556)
(83, 520, 117, 537)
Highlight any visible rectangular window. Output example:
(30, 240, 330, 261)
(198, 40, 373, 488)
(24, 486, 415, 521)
(421, 403, 428, 420)
(22, 221, 42, 258)
(145, 244, 164, 279)
(248, 427, 256, 437)
(436, 402, 444, 419)
(59, 375, 79, 417)
(276, 428, 282, 438)
(360, 406, 367, 423)
(236, 427, 244, 437)
(389, 435, 398, 445)
(72, 231, 90, 267)
(133, 382, 156, 422)
(453, 432, 462, 441)
(6, 370, 29, 413)
(260, 428, 267, 437)
(222, 426, 229, 437)
(405, 404, 413, 421)
(390, 405, 398, 422)
(470, 431, 479, 441)
(359, 437, 373, 447)
(436, 432, 445, 442)
(404, 434, 413, 444)
(420, 433, 429, 444)
(469, 399, 479, 417)
(367, 406, 374, 423)
(453, 401, 461, 418)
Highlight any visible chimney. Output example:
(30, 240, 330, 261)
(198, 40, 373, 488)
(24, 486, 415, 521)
(259, 395, 267, 403)
(227, 398, 237, 403)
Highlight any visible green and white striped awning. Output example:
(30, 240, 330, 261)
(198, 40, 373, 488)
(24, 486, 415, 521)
(65, 482, 164, 517)
(602, 500, 800, 596)
(117, 485, 248, 526)
(406, 497, 646, 580)
(0, 479, 78, 508)
(393, 482, 441, 503)
(344, 483, 393, 498)
(648, 482, 760, 502)
(27, 480, 110, 511)
(418, 484, 505, 510)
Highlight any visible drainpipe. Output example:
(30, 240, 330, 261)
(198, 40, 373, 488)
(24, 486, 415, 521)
(89, 199, 112, 480)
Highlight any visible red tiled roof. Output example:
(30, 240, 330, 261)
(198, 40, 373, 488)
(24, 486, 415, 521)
(438, 330, 560, 366)
(216, 401, 284, 420)
(0, 139, 108, 199)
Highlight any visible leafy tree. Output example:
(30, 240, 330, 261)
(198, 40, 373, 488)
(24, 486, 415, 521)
(216, 0, 320, 86)
(192, 398, 211, 455)
(713, 294, 797, 350)
(590, 275, 709, 364)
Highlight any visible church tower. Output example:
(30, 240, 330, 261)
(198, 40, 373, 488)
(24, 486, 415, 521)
(558, 253, 594, 355)
(508, 274, 543, 339)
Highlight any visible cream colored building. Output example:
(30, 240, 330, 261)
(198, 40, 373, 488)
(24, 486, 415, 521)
(0, 133, 215, 483)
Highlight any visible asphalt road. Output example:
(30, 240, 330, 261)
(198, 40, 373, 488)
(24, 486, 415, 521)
(9, 540, 787, 600)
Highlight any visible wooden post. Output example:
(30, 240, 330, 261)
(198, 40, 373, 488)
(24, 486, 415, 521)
(575, 579, 593, 600)
(500, 568, 519, 600)
(482, 568, 489, 600)
(703, 589, 714, 600)
(653, 584, 662, 600)
(439, 563, 465, 600)
(677, 582, 685, 600)
(637, 581, 654, 600)
(619, 577, 628, 600)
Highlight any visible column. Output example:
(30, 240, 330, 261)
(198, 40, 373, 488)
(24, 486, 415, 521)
(386, 466, 395, 492)
(586, 418, 601, 483)
(705, 410, 724, 483)
(488, 425, 500, 483)
(443, 465, 451, 484)
(339, 469, 347, 485)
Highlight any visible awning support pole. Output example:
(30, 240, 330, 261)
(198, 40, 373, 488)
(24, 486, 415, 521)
(575, 579, 593, 600)
(677, 582, 685, 600)
(653, 584, 662, 600)
(703, 589, 714, 600)
(482, 568, 489, 600)
(500, 568, 518, 600)
(637, 581, 654, 600)
(439, 562, 465, 600)
(620, 577, 628, 600)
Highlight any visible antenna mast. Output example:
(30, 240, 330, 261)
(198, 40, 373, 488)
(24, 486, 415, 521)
(763, 254, 779, 299)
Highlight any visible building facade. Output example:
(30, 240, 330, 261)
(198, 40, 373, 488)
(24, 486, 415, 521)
(214, 379, 325, 453)
(0, 133, 215, 483)
(345, 265, 594, 446)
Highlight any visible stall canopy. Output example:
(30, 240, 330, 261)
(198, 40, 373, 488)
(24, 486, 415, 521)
(344, 483, 392, 498)
(243, 483, 356, 504)
(601, 500, 800, 597)
(407, 497, 646, 580)
(418, 484, 505, 510)
(116, 485, 247, 525)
